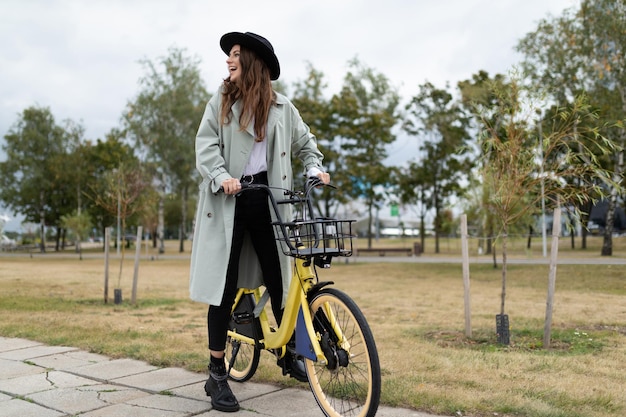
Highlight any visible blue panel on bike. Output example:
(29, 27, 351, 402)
(296, 307, 317, 361)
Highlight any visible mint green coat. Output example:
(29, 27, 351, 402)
(189, 88, 325, 306)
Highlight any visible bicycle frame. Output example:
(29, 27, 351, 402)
(228, 253, 331, 364)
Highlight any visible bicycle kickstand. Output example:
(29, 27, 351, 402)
(226, 342, 241, 378)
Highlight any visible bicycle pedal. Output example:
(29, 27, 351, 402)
(232, 311, 253, 325)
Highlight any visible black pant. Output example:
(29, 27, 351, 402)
(208, 173, 283, 352)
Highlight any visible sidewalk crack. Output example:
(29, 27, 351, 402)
(44, 371, 56, 388)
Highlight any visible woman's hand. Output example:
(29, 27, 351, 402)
(221, 178, 241, 195)
(317, 172, 330, 184)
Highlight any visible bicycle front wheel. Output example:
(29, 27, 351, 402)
(306, 288, 381, 417)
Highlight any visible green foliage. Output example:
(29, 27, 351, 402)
(475, 74, 620, 320)
(0, 106, 84, 251)
(82, 132, 140, 235)
(123, 47, 210, 252)
(334, 58, 401, 246)
(60, 210, 92, 244)
(291, 59, 403, 241)
(517, 0, 626, 255)
(399, 81, 473, 252)
(92, 162, 156, 287)
(291, 63, 340, 217)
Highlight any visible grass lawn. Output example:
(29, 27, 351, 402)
(0, 237, 624, 417)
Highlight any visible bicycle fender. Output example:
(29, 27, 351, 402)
(306, 281, 334, 302)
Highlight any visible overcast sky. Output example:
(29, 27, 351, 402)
(1, 0, 576, 230)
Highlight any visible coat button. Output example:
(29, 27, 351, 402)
(207, 212, 213, 218)
(281, 151, 286, 156)
(282, 175, 287, 180)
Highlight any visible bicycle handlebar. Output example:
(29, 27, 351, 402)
(218, 177, 353, 260)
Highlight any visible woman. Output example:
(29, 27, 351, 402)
(189, 31, 330, 412)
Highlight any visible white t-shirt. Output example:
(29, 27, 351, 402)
(242, 138, 267, 176)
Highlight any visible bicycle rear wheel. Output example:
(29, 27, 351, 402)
(225, 293, 261, 382)
(225, 334, 260, 382)
(306, 288, 381, 417)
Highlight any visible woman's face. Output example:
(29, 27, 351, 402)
(226, 45, 242, 83)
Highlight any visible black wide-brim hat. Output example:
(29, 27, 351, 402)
(220, 32, 280, 80)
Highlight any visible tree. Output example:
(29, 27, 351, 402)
(396, 162, 430, 252)
(402, 82, 473, 253)
(476, 77, 619, 344)
(333, 58, 400, 247)
(92, 162, 155, 291)
(458, 71, 509, 258)
(124, 47, 210, 253)
(60, 210, 92, 260)
(49, 119, 86, 251)
(0, 106, 80, 252)
(291, 63, 343, 218)
(82, 131, 140, 247)
(517, 0, 626, 255)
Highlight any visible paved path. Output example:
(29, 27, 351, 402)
(0, 336, 442, 417)
(3, 250, 625, 265)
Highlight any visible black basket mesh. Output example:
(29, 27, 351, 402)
(273, 218, 354, 258)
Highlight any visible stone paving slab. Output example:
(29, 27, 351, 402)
(241, 386, 321, 416)
(127, 393, 209, 414)
(0, 337, 445, 417)
(27, 349, 110, 370)
(85, 383, 151, 403)
(170, 379, 282, 403)
(0, 369, 100, 396)
(80, 402, 188, 417)
(71, 357, 159, 380)
(28, 385, 113, 415)
(0, 337, 42, 352)
(111, 366, 207, 392)
(0, 357, 46, 379)
(0, 398, 65, 417)
(0, 344, 78, 361)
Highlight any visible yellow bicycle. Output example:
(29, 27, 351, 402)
(224, 178, 380, 417)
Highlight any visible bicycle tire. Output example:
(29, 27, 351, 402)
(305, 288, 381, 417)
(225, 334, 260, 382)
(225, 293, 261, 382)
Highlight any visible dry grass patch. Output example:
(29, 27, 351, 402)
(0, 254, 625, 417)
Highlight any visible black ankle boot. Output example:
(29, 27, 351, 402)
(204, 361, 240, 412)
(277, 341, 308, 382)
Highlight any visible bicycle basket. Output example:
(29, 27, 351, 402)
(273, 218, 354, 259)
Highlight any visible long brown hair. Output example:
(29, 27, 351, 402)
(220, 46, 275, 142)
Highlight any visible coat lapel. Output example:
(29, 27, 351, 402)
(231, 101, 255, 138)
(267, 95, 288, 164)
(266, 103, 279, 157)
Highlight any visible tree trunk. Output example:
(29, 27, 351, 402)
(486, 217, 494, 255)
(581, 199, 591, 250)
(179, 186, 187, 253)
(602, 139, 624, 256)
(434, 206, 440, 254)
(39, 190, 46, 253)
(158, 192, 165, 254)
(500, 227, 508, 316)
(55, 226, 62, 251)
(567, 211, 575, 249)
(366, 201, 374, 249)
(419, 212, 426, 254)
